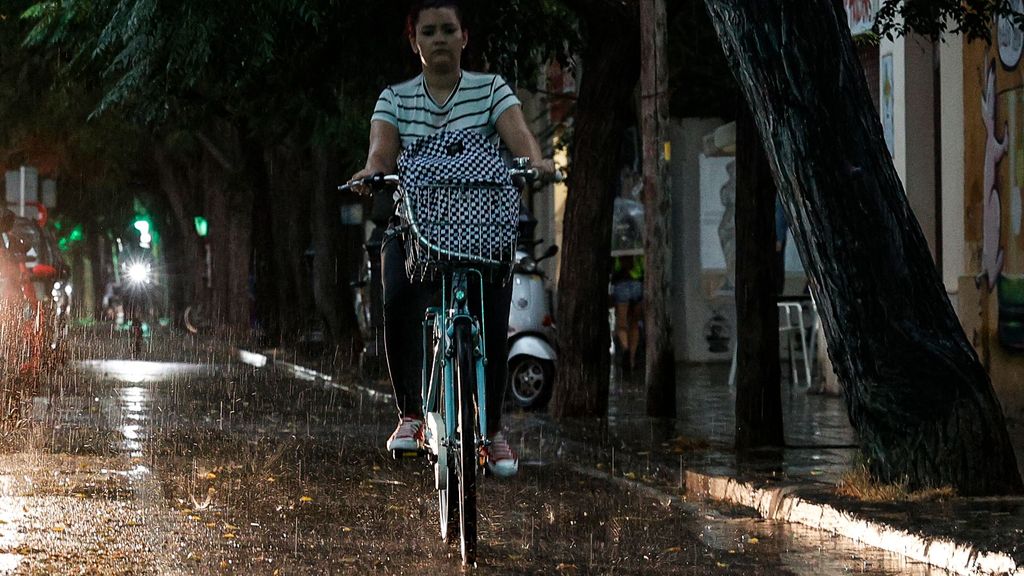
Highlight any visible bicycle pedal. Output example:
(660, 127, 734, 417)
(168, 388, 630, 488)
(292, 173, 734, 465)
(391, 448, 422, 460)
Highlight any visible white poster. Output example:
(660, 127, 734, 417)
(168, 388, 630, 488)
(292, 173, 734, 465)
(698, 154, 735, 274)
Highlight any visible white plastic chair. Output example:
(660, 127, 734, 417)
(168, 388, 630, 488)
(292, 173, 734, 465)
(728, 296, 818, 388)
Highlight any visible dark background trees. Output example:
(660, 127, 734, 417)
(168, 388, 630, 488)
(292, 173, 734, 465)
(21, 0, 573, 354)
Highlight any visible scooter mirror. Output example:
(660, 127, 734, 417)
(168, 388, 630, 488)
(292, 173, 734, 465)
(538, 244, 559, 262)
(6, 235, 28, 257)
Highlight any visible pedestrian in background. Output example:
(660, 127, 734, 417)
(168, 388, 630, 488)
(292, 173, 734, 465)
(611, 253, 644, 375)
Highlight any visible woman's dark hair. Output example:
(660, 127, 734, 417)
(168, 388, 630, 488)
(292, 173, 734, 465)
(405, 0, 464, 38)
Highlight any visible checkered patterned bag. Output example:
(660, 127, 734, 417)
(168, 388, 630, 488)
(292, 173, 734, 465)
(397, 130, 520, 280)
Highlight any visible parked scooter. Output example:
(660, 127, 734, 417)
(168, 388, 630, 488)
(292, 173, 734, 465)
(507, 241, 559, 410)
(351, 188, 392, 381)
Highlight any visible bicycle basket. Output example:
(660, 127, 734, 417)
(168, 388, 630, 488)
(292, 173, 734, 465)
(397, 130, 520, 281)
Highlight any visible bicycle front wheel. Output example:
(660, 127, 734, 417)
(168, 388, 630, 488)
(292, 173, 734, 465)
(453, 319, 478, 565)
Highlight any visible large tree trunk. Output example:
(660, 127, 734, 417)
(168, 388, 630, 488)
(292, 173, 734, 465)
(264, 141, 314, 343)
(640, 0, 677, 417)
(196, 121, 253, 332)
(552, 0, 641, 418)
(153, 140, 203, 323)
(311, 141, 362, 359)
(705, 0, 1022, 494)
(734, 106, 784, 450)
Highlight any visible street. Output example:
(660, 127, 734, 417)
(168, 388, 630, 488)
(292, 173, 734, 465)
(0, 326, 950, 575)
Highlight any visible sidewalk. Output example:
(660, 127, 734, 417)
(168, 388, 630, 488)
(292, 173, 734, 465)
(605, 365, 1024, 576)
(239, 347, 1024, 576)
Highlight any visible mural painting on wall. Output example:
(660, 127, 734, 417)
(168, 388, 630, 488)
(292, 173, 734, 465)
(881, 54, 895, 156)
(965, 14, 1024, 370)
(844, 0, 877, 36)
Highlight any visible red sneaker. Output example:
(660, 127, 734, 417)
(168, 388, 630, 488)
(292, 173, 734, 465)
(386, 416, 424, 452)
(484, 431, 519, 478)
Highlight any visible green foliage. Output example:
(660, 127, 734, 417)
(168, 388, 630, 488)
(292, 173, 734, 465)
(874, 0, 1024, 42)
(21, 1, 577, 140)
(470, 0, 579, 89)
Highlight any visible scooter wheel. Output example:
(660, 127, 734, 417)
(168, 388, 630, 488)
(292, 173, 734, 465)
(508, 356, 554, 410)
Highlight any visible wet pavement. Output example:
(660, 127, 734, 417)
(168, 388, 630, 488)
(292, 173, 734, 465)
(282, 347, 1024, 575)
(0, 324, 956, 574)
(598, 365, 1024, 575)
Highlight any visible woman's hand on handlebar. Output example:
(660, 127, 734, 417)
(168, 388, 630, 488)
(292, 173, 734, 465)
(345, 168, 376, 195)
(340, 171, 400, 195)
(532, 158, 556, 176)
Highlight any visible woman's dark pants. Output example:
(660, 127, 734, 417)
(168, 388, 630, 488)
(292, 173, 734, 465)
(381, 229, 512, 435)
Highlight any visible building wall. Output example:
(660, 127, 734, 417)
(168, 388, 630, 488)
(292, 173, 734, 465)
(881, 34, 939, 261)
(940, 34, 966, 308)
(961, 25, 1024, 418)
(670, 118, 735, 363)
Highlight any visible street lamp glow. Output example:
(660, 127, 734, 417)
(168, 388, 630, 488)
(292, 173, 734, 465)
(126, 262, 151, 285)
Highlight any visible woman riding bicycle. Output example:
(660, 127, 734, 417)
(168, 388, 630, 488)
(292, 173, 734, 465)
(349, 0, 553, 478)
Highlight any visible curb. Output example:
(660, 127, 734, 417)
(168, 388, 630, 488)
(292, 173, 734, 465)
(684, 470, 1022, 576)
(234, 348, 390, 403)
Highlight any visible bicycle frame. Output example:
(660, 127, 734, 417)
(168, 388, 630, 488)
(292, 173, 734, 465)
(421, 267, 490, 458)
(337, 150, 550, 565)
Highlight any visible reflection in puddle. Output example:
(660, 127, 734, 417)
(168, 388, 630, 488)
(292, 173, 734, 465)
(700, 518, 952, 575)
(0, 497, 25, 573)
(0, 553, 21, 573)
(118, 387, 150, 458)
(76, 360, 222, 383)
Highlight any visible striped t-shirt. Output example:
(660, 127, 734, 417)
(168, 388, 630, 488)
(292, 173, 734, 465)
(372, 71, 520, 149)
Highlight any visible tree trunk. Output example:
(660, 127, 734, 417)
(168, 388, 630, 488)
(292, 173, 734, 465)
(311, 141, 362, 360)
(552, 0, 641, 418)
(640, 0, 677, 417)
(264, 141, 314, 343)
(705, 0, 1022, 494)
(153, 141, 203, 323)
(734, 105, 784, 450)
(202, 148, 231, 325)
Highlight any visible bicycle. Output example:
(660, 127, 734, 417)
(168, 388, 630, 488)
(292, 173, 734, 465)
(341, 138, 540, 565)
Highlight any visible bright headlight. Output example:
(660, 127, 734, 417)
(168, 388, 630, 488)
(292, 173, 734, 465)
(126, 263, 151, 285)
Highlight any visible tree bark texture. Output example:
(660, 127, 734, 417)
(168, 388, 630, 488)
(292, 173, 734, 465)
(208, 121, 255, 330)
(734, 106, 784, 450)
(153, 141, 204, 323)
(264, 141, 314, 342)
(640, 0, 677, 417)
(552, 0, 641, 418)
(705, 0, 1022, 494)
(311, 141, 362, 359)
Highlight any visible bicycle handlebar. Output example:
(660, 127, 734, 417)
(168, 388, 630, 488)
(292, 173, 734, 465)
(338, 159, 564, 195)
(337, 173, 400, 194)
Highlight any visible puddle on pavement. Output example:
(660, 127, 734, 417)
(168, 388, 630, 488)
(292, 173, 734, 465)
(699, 516, 952, 575)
